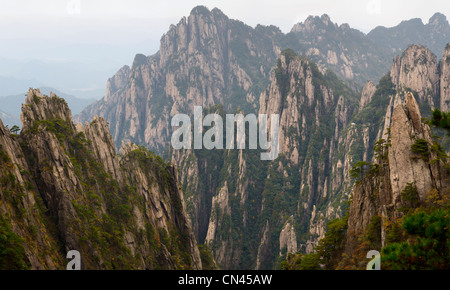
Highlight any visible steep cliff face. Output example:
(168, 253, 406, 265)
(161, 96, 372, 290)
(388, 94, 443, 202)
(370, 44, 450, 155)
(279, 216, 298, 255)
(0, 88, 202, 270)
(76, 6, 283, 152)
(186, 50, 359, 269)
(77, 7, 441, 153)
(76, 9, 450, 154)
(342, 92, 449, 268)
(291, 43, 450, 270)
(338, 44, 450, 188)
(0, 117, 64, 269)
(281, 90, 449, 270)
(441, 44, 450, 111)
(390, 44, 440, 106)
(256, 50, 358, 257)
(359, 81, 377, 111)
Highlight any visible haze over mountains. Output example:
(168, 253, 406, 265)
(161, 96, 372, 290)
(367, 12, 450, 58)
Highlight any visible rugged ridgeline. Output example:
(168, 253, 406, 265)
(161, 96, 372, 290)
(75, 6, 450, 149)
(368, 12, 450, 59)
(289, 14, 391, 86)
(0, 88, 203, 270)
(258, 50, 360, 267)
(336, 43, 450, 182)
(76, 6, 285, 153)
(75, 7, 450, 155)
(190, 44, 450, 269)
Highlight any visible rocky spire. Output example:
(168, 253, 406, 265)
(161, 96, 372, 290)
(389, 93, 439, 203)
(359, 80, 376, 111)
(440, 44, 450, 111)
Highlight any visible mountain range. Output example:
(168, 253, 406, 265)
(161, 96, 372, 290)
(1, 6, 449, 270)
(75, 6, 450, 269)
(76, 7, 450, 149)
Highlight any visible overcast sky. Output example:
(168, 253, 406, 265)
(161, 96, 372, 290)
(0, 0, 448, 98)
(0, 0, 448, 55)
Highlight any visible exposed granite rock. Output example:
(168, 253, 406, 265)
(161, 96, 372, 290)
(104, 65, 130, 103)
(389, 94, 430, 201)
(279, 216, 297, 256)
(204, 182, 237, 268)
(74, 6, 450, 271)
(80, 116, 122, 181)
(345, 92, 449, 252)
(359, 81, 376, 111)
(255, 50, 357, 261)
(77, 6, 281, 153)
(0, 88, 202, 269)
(0, 117, 64, 269)
(440, 44, 450, 111)
(291, 14, 391, 84)
(390, 45, 439, 106)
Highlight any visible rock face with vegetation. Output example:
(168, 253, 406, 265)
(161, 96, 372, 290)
(441, 44, 450, 111)
(390, 45, 440, 107)
(281, 46, 450, 270)
(170, 49, 359, 269)
(346, 92, 448, 249)
(289, 14, 391, 85)
(77, 7, 450, 152)
(325, 44, 450, 270)
(336, 92, 450, 270)
(0, 88, 203, 270)
(256, 49, 358, 257)
(73, 6, 450, 270)
(76, 6, 284, 153)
